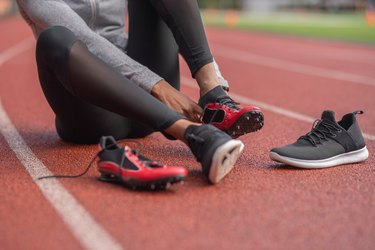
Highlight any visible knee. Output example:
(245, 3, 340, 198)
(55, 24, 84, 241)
(36, 26, 78, 63)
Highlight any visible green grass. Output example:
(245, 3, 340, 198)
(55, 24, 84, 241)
(202, 11, 375, 44)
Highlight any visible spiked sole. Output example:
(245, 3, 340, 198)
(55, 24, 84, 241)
(269, 146, 369, 169)
(208, 140, 244, 184)
(226, 111, 264, 138)
(98, 170, 186, 190)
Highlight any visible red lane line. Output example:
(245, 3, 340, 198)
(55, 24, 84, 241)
(206, 27, 375, 67)
(0, 16, 34, 51)
(205, 27, 375, 81)
(211, 43, 375, 86)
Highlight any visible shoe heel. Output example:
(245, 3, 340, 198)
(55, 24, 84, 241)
(209, 140, 244, 183)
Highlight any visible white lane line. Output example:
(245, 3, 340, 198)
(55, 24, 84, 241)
(210, 36, 375, 65)
(212, 44, 375, 87)
(181, 76, 375, 141)
(0, 38, 123, 250)
(0, 100, 123, 250)
(285, 47, 375, 66)
(0, 37, 34, 66)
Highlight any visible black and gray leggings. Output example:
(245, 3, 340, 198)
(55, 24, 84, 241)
(35, 0, 213, 144)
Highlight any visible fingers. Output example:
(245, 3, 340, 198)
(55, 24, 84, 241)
(194, 105, 203, 114)
(190, 113, 201, 123)
(183, 110, 199, 123)
(193, 105, 203, 122)
(156, 87, 203, 123)
(184, 104, 203, 123)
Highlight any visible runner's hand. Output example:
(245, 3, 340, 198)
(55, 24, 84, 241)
(151, 80, 202, 122)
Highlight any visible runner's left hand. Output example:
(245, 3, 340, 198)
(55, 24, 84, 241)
(151, 80, 202, 122)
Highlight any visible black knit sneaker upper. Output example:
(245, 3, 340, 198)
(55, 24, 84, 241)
(198, 85, 229, 108)
(184, 124, 232, 177)
(270, 110, 366, 161)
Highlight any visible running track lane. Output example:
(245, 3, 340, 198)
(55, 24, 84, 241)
(1, 15, 374, 250)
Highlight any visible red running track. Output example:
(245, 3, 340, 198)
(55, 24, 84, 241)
(1, 15, 374, 250)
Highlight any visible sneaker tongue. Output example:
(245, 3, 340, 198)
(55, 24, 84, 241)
(297, 110, 339, 146)
(198, 86, 228, 108)
(321, 110, 336, 123)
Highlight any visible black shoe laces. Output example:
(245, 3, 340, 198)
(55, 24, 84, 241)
(217, 96, 240, 110)
(299, 119, 342, 147)
(37, 139, 146, 180)
(204, 96, 240, 123)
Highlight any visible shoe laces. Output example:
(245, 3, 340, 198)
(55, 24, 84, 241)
(217, 96, 240, 110)
(115, 146, 164, 178)
(204, 96, 240, 124)
(37, 139, 145, 180)
(299, 119, 342, 147)
(136, 152, 164, 168)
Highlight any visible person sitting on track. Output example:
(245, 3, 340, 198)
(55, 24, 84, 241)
(15, 0, 264, 185)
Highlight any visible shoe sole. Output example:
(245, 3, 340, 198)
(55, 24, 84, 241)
(209, 140, 244, 183)
(226, 111, 264, 138)
(269, 146, 369, 169)
(98, 170, 186, 190)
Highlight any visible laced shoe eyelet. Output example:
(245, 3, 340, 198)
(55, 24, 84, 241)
(337, 129, 342, 133)
(331, 134, 337, 138)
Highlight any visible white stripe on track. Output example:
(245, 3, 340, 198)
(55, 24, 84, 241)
(285, 47, 375, 66)
(0, 37, 34, 66)
(0, 100, 123, 250)
(3, 37, 374, 141)
(181, 76, 375, 141)
(212, 44, 375, 87)
(2, 37, 374, 142)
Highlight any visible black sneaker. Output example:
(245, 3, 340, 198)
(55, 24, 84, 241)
(184, 124, 244, 183)
(269, 110, 369, 168)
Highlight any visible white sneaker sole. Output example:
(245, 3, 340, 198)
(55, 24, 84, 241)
(269, 146, 369, 169)
(209, 140, 244, 183)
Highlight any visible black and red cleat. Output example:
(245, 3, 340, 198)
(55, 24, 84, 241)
(97, 136, 187, 190)
(200, 96, 264, 138)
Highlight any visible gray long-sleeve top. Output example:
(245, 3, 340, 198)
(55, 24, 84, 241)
(16, 0, 163, 92)
(16, 0, 229, 92)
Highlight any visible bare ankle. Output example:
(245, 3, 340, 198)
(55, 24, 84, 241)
(163, 119, 200, 143)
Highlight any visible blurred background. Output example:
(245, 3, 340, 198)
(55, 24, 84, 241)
(198, 0, 375, 44)
(199, 0, 369, 11)
(0, 0, 17, 17)
(1, 0, 374, 44)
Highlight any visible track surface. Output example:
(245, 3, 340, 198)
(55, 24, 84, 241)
(1, 16, 374, 250)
